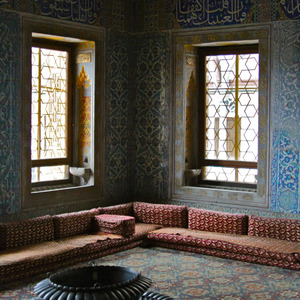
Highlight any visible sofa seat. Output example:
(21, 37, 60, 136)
(0, 240, 78, 265)
(0, 223, 161, 285)
(147, 227, 300, 268)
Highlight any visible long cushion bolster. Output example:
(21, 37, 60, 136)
(133, 202, 188, 228)
(0, 215, 54, 250)
(188, 207, 248, 235)
(147, 228, 300, 262)
(248, 215, 300, 242)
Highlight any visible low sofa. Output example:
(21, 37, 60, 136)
(0, 202, 299, 285)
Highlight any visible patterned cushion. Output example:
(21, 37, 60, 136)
(248, 215, 300, 242)
(94, 214, 135, 237)
(150, 242, 300, 271)
(0, 215, 54, 250)
(188, 207, 248, 235)
(99, 203, 134, 216)
(148, 228, 300, 256)
(133, 202, 188, 228)
(53, 208, 100, 239)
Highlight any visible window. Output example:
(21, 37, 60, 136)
(21, 16, 105, 209)
(172, 25, 271, 208)
(31, 43, 72, 185)
(198, 45, 259, 189)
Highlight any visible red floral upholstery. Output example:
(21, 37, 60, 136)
(0, 215, 54, 250)
(150, 242, 300, 271)
(0, 223, 161, 285)
(248, 215, 300, 242)
(94, 214, 135, 237)
(147, 228, 299, 262)
(188, 207, 248, 235)
(53, 208, 100, 239)
(99, 202, 134, 216)
(133, 202, 188, 228)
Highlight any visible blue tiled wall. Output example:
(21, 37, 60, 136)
(0, 0, 299, 220)
(0, 10, 20, 215)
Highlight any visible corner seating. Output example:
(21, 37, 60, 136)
(0, 202, 299, 285)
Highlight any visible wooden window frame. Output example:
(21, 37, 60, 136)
(21, 16, 105, 210)
(31, 40, 74, 187)
(198, 44, 259, 188)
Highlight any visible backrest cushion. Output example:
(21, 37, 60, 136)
(188, 207, 248, 235)
(248, 215, 300, 242)
(0, 215, 54, 250)
(133, 202, 188, 228)
(99, 203, 134, 216)
(53, 208, 100, 239)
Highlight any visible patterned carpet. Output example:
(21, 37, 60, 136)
(0, 246, 299, 299)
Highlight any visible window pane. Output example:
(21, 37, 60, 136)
(204, 166, 257, 184)
(205, 53, 259, 162)
(31, 47, 68, 160)
(31, 165, 69, 183)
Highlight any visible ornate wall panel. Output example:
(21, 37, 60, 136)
(0, 10, 20, 215)
(133, 33, 170, 201)
(271, 20, 300, 214)
(0, 1, 299, 219)
(104, 31, 133, 202)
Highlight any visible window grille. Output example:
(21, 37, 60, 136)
(31, 46, 71, 183)
(199, 47, 259, 185)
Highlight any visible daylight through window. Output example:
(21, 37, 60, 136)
(31, 45, 71, 183)
(199, 46, 259, 187)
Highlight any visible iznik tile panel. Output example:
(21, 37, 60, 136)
(0, 10, 21, 215)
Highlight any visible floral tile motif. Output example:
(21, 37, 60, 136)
(132, 33, 170, 200)
(105, 31, 133, 200)
(271, 20, 300, 214)
(0, 10, 20, 215)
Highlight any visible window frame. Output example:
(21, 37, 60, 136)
(198, 44, 259, 188)
(171, 24, 271, 209)
(31, 40, 74, 187)
(21, 16, 105, 210)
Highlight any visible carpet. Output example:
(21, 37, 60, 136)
(0, 246, 299, 299)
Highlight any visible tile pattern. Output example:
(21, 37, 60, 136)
(133, 33, 170, 201)
(0, 1, 299, 219)
(105, 31, 133, 201)
(271, 20, 300, 214)
(0, 10, 20, 215)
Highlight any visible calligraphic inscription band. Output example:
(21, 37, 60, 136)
(176, 0, 252, 27)
(38, 0, 101, 24)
